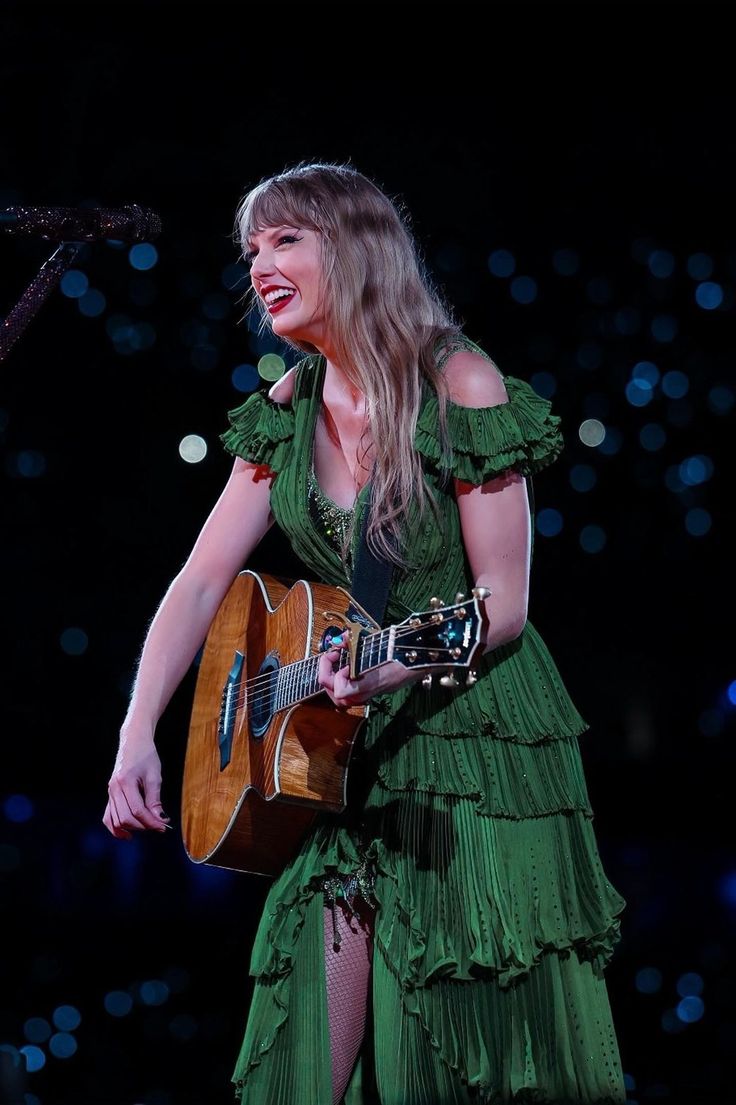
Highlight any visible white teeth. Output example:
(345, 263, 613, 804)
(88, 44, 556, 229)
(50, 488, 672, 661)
(264, 288, 295, 305)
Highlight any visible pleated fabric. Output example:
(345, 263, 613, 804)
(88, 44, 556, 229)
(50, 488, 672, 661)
(221, 338, 627, 1103)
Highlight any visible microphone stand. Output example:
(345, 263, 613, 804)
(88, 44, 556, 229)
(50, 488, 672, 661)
(0, 240, 84, 362)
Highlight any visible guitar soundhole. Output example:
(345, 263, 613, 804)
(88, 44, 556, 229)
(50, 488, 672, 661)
(250, 653, 280, 740)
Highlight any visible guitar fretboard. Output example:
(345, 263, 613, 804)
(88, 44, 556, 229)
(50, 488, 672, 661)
(273, 627, 393, 711)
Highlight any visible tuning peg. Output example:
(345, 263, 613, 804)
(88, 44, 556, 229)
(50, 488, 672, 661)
(471, 586, 491, 601)
(454, 592, 465, 604)
(429, 596, 445, 609)
(465, 670, 478, 686)
(440, 673, 460, 688)
(422, 674, 433, 689)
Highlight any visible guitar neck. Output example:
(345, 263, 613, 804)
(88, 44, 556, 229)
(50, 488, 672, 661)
(275, 628, 391, 712)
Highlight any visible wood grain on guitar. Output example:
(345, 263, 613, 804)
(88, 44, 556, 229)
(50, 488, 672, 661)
(182, 571, 487, 878)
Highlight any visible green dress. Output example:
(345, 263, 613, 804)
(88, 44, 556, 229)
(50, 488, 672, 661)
(220, 338, 627, 1104)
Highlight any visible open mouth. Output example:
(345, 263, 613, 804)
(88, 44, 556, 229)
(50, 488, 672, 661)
(265, 289, 296, 315)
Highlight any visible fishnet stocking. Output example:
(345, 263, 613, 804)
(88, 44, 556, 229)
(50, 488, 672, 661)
(323, 897, 375, 1105)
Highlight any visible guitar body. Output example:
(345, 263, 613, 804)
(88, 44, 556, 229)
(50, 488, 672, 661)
(182, 571, 367, 877)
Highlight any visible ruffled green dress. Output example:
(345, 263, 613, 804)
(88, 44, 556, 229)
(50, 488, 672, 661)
(220, 338, 627, 1104)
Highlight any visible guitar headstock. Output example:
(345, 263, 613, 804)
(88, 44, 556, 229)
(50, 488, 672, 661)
(393, 588, 489, 688)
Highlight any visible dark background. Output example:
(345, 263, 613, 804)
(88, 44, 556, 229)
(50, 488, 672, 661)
(1, 4, 734, 1104)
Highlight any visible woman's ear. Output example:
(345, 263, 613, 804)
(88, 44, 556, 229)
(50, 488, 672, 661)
(268, 366, 297, 404)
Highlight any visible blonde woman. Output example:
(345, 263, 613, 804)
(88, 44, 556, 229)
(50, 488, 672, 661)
(104, 162, 627, 1104)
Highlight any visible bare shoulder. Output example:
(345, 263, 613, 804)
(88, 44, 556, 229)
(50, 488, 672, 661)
(441, 350, 509, 409)
(268, 365, 297, 404)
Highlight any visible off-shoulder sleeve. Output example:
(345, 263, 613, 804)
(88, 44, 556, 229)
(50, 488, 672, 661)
(415, 375, 564, 484)
(219, 389, 295, 473)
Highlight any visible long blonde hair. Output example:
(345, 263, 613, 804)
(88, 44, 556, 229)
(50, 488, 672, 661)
(234, 160, 461, 569)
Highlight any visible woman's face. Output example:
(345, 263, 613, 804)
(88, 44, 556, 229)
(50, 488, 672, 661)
(246, 224, 326, 346)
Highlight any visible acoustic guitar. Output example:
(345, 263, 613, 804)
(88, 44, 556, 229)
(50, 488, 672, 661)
(182, 570, 488, 877)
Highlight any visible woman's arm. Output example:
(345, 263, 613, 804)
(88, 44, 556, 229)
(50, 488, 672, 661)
(443, 351, 531, 653)
(104, 457, 276, 839)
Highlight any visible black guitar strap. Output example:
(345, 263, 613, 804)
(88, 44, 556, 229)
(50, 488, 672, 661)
(347, 481, 394, 628)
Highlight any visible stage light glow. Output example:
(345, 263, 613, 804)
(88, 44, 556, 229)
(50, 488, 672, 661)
(509, 276, 537, 304)
(551, 248, 579, 276)
(178, 435, 207, 464)
(727, 681, 736, 707)
(707, 385, 734, 415)
(579, 525, 606, 553)
(169, 1014, 198, 1041)
(687, 252, 713, 280)
(695, 281, 723, 310)
(23, 1018, 51, 1044)
(17, 450, 46, 477)
(676, 972, 704, 997)
(640, 423, 666, 451)
(19, 1045, 45, 1072)
(578, 419, 606, 448)
(598, 428, 623, 455)
(647, 249, 675, 278)
(717, 871, 736, 905)
(529, 371, 556, 399)
(60, 270, 89, 298)
(684, 508, 711, 536)
(569, 464, 597, 492)
(258, 354, 286, 382)
(676, 996, 704, 1024)
(662, 370, 689, 399)
(536, 509, 563, 537)
(231, 364, 259, 393)
(140, 980, 170, 1006)
(104, 991, 133, 1017)
(635, 967, 662, 994)
(625, 379, 653, 407)
(4, 795, 34, 822)
(650, 314, 678, 342)
(487, 249, 515, 277)
(679, 455, 713, 486)
(129, 243, 158, 271)
(49, 1032, 77, 1059)
(78, 289, 106, 317)
(53, 1005, 81, 1031)
(60, 628, 88, 656)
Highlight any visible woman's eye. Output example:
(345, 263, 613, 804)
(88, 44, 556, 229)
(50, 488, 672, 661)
(244, 234, 302, 267)
(277, 235, 301, 246)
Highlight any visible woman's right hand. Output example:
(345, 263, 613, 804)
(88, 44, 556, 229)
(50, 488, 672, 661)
(103, 735, 171, 840)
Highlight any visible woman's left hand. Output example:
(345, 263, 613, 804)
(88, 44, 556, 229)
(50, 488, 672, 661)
(317, 630, 424, 708)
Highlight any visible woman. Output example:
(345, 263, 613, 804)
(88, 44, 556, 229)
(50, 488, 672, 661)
(104, 162, 627, 1104)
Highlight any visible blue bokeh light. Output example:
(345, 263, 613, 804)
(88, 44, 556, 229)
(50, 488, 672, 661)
(569, 464, 597, 492)
(231, 363, 259, 393)
(16, 450, 46, 478)
(685, 508, 711, 537)
(140, 980, 170, 1006)
(597, 427, 622, 456)
(53, 1005, 81, 1031)
(78, 288, 107, 317)
(4, 794, 34, 823)
(662, 371, 689, 399)
(676, 972, 704, 998)
(640, 423, 666, 451)
(104, 990, 134, 1017)
(488, 249, 516, 277)
(632, 361, 660, 386)
(60, 270, 89, 299)
(510, 275, 537, 304)
(23, 1018, 51, 1044)
(635, 966, 662, 994)
(60, 627, 88, 656)
(613, 306, 642, 335)
(650, 314, 678, 342)
(676, 996, 704, 1024)
(695, 281, 723, 310)
(169, 1013, 199, 1042)
(536, 508, 563, 537)
(679, 455, 713, 486)
(708, 385, 735, 414)
(129, 243, 158, 271)
(49, 1033, 77, 1059)
(19, 1046, 46, 1072)
(687, 252, 713, 280)
(727, 681, 736, 707)
(551, 248, 580, 276)
(648, 249, 675, 278)
(529, 371, 557, 399)
(625, 379, 653, 407)
(579, 525, 607, 554)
